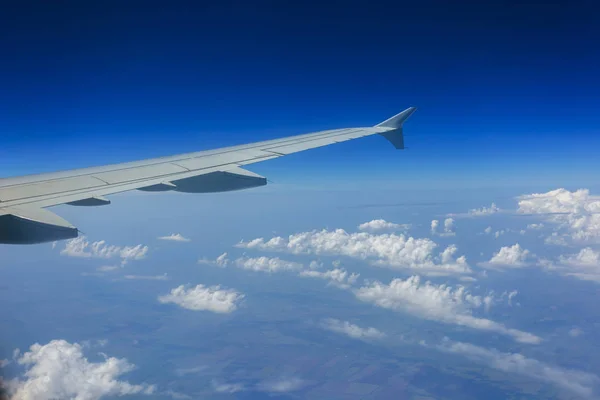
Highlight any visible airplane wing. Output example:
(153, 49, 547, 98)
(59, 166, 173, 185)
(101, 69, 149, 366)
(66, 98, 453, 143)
(0, 107, 416, 244)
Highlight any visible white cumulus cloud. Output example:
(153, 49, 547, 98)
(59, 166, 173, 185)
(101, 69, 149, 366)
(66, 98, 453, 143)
(61, 236, 148, 266)
(158, 233, 191, 242)
(482, 244, 531, 267)
(158, 284, 244, 313)
(354, 276, 540, 344)
(321, 318, 385, 340)
(545, 247, 600, 283)
(358, 219, 410, 232)
(518, 188, 600, 243)
(299, 268, 360, 289)
(237, 228, 471, 276)
(431, 218, 455, 236)
(468, 203, 501, 217)
(234, 256, 303, 273)
(7, 339, 155, 400)
(431, 339, 598, 398)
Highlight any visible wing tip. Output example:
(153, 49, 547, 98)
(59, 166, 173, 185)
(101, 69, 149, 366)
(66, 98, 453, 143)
(375, 107, 417, 129)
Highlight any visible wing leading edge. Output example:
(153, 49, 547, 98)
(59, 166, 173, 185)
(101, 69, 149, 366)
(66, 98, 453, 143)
(0, 107, 416, 244)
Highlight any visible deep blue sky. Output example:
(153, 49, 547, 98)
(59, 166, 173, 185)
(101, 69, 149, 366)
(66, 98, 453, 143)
(1, 1, 599, 187)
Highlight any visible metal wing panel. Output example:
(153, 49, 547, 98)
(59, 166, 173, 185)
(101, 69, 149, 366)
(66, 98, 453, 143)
(92, 162, 189, 185)
(0, 176, 108, 202)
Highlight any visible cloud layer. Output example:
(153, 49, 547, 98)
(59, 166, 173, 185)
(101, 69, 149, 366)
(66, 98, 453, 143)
(238, 226, 471, 276)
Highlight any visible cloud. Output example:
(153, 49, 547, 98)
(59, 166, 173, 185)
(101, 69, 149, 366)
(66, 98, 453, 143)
(299, 268, 360, 289)
(541, 247, 600, 283)
(234, 256, 303, 273)
(358, 219, 410, 232)
(354, 276, 540, 344)
(212, 380, 245, 393)
(237, 228, 471, 276)
(569, 327, 583, 337)
(527, 223, 544, 230)
(430, 339, 598, 398)
(123, 274, 169, 281)
(517, 188, 600, 243)
(158, 284, 244, 313)
(175, 366, 207, 376)
(321, 318, 385, 340)
(468, 203, 501, 217)
(198, 252, 230, 267)
(431, 218, 455, 237)
(164, 390, 192, 399)
(481, 244, 531, 268)
(430, 219, 439, 234)
(61, 236, 148, 265)
(7, 339, 155, 400)
(257, 377, 305, 393)
(158, 233, 191, 242)
(449, 203, 502, 218)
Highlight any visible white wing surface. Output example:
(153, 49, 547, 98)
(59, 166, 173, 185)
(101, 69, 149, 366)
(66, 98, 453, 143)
(0, 107, 416, 244)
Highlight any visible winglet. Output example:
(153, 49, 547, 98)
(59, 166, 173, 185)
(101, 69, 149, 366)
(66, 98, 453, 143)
(375, 107, 417, 129)
(375, 107, 417, 149)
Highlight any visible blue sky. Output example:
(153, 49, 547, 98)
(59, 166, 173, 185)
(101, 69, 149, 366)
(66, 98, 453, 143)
(2, 2, 600, 399)
(1, 1, 599, 187)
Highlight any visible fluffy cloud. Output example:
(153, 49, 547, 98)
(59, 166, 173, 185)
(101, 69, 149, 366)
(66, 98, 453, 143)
(158, 284, 244, 313)
(430, 219, 439, 234)
(299, 268, 360, 289)
(482, 244, 531, 267)
(237, 228, 471, 276)
(157, 233, 191, 242)
(468, 203, 501, 217)
(546, 247, 600, 283)
(321, 318, 385, 340)
(431, 218, 455, 236)
(527, 223, 544, 230)
(61, 236, 148, 265)
(199, 253, 303, 273)
(431, 339, 598, 398)
(358, 219, 410, 232)
(198, 252, 230, 267)
(354, 276, 540, 344)
(518, 188, 600, 243)
(234, 256, 303, 273)
(7, 339, 155, 400)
